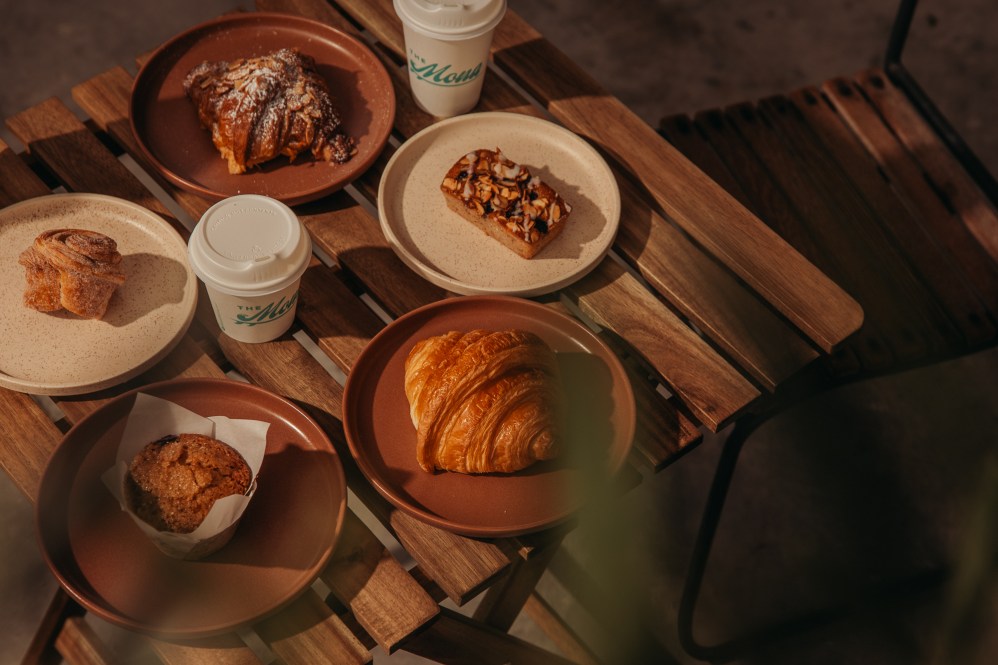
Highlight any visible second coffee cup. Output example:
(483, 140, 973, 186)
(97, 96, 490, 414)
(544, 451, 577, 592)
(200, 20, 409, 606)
(394, 0, 507, 118)
(188, 195, 311, 343)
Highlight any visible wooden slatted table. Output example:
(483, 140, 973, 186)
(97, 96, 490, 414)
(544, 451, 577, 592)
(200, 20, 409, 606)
(2, 1, 864, 663)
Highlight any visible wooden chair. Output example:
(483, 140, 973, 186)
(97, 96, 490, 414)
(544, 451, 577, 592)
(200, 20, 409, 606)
(658, 0, 998, 660)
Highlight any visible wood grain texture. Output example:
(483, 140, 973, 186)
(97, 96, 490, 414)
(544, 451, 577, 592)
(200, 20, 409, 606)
(472, 536, 563, 631)
(756, 96, 954, 356)
(823, 75, 998, 318)
(253, 591, 371, 665)
(54, 617, 115, 665)
(0, 389, 62, 502)
(686, 109, 865, 376)
(152, 633, 262, 665)
(787, 87, 995, 349)
(0, 137, 51, 206)
(71, 66, 217, 222)
(486, 9, 863, 354)
(567, 259, 760, 431)
(321, 511, 438, 653)
(297, 196, 451, 317)
(719, 101, 922, 370)
(401, 607, 578, 665)
(855, 69, 998, 264)
(5, 97, 186, 237)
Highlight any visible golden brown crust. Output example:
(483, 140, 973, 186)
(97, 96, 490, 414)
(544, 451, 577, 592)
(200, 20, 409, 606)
(404, 329, 561, 474)
(125, 433, 252, 533)
(440, 148, 571, 259)
(183, 48, 355, 174)
(18, 229, 125, 319)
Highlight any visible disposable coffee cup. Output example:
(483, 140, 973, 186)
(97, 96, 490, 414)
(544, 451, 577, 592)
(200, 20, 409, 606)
(188, 195, 311, 343)
(394, 0, 507, 118)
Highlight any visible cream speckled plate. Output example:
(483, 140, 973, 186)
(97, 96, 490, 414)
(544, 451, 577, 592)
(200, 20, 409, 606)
(378, 112, 621, 296)
(0, 194, 197, 395)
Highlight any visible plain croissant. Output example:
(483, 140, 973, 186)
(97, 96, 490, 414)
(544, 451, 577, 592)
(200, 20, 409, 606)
(404, 329, 561, 474)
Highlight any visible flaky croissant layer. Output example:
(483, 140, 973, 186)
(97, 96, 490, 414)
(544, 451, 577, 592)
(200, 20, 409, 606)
(404, 329, 561, 474)
(183, 48, 355, 174)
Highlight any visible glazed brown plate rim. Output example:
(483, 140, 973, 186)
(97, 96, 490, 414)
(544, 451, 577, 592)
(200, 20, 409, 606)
(129, 12, 396, 205)
(35, 377, 347, 638)
(342, 295, 636, 538)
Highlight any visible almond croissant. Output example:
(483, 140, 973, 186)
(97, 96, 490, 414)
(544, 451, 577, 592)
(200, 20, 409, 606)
(404, 329, 561, 474)
(183, 48, 355, 174)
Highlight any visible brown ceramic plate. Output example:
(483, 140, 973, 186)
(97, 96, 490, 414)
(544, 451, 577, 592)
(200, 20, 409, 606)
(130, 12, 395, 205)
(35, 378, 347, 638)
(342, 296, 636, 537)
(0, 194, 197, 395)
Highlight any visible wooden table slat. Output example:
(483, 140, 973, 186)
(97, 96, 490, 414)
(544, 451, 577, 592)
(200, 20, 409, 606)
(684, 109, 867, 376)
(522, 592, 602, 665)
(5, 98, 187, 237)
(297, 200, 451, 316)
(152, 633, 262, 665)
(71, 66, 218, 224)
(568, 259, 761, 431)
(484, 8, 863, 354)
(54, 617, 115, 665)
(320, 510, 439, 653)
(0, 389, 63, 502)
(711, 101, 927, 370)
(0, 137, 51, 206)
(253, 590, 371, 665)
(756, 95, 958, 355)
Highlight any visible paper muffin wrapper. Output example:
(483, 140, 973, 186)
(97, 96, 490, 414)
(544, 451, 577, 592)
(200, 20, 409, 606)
(101, 392, 269, 560)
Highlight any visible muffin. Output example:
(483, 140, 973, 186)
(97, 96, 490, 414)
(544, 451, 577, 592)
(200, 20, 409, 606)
(125, 433, 252, 534)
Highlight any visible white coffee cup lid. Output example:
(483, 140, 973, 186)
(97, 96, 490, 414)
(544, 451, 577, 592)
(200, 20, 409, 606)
(188, 195, 311, 296)
(394, 0, 507, 40)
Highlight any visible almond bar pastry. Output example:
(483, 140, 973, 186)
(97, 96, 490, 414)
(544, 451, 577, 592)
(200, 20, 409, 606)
(18, 228, 126, 319)
(440, 148, 572, 259)
(404, 329, 561, 474)
(183, 47, 355, 175)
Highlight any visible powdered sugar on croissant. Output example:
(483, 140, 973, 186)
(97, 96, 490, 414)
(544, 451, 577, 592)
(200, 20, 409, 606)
(404, 329, 561, 474)
(184, 48, 355, 174)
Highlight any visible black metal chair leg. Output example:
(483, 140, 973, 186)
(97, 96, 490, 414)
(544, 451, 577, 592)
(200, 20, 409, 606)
(677, 412, 948, 663)
(677, 413, 759, 662)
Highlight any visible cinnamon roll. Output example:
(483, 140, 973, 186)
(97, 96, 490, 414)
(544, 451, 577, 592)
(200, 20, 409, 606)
(19, 228, 126, 319)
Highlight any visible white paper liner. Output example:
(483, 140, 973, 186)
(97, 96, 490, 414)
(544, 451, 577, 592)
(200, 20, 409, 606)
(101, 392, 269, 560)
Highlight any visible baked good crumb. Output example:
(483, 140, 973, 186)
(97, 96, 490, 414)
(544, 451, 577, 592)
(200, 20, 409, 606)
(125, 433, 252, 534)
(440, 148, 572, 259)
